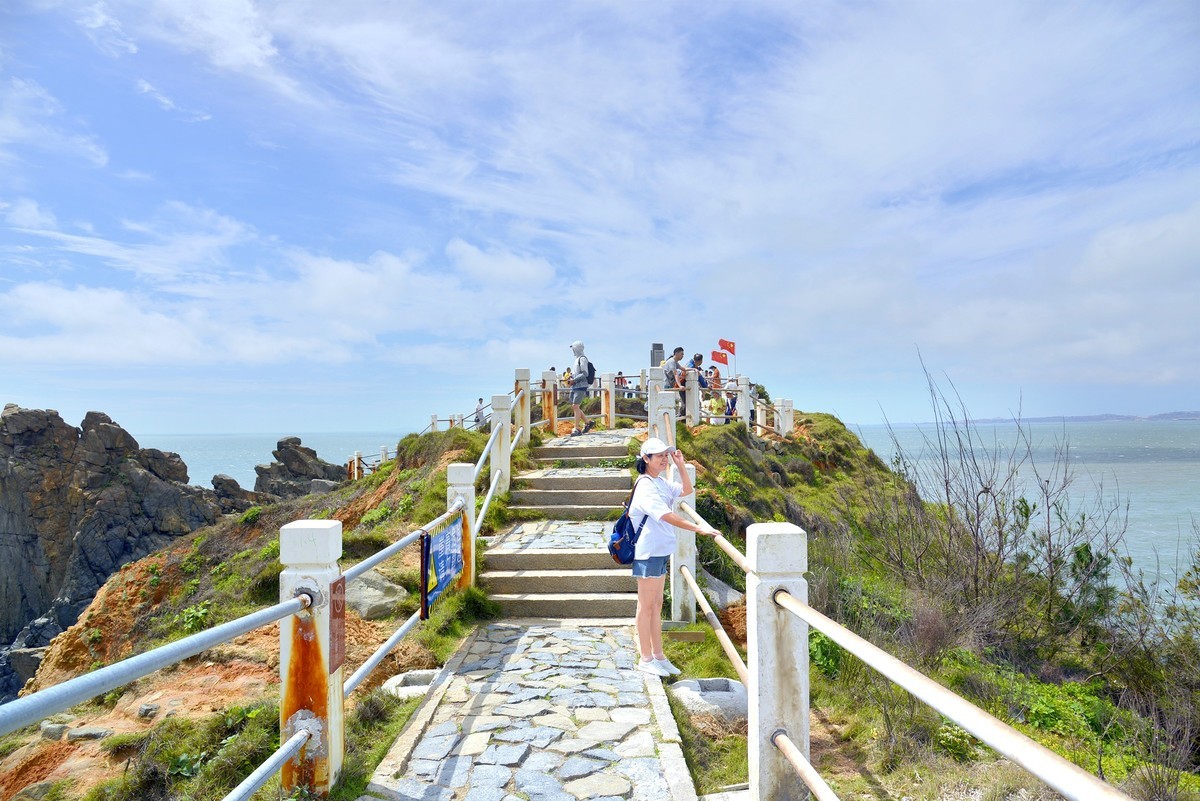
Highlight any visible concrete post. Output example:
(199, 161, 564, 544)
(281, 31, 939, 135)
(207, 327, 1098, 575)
(430, 414, 439, 433)
(756, 398, 769, 437)
(671, 462, 697, 623)
(541, 370, 557, 436)
(353, 451, 362, 480)
(601, 372, 616, 429)
(447, 463, 476, 589)
(747, 522, 809, 801)
(734, 376, 748, 427)
(380, 446, 388, 466)
(646, 367, 674, 443)
(279, 520, 345, 796)
(489, 394, 512, 495)
(514, 369, 531, 447)
(684, 369, 700, 427)
(779, 399, 794, 436)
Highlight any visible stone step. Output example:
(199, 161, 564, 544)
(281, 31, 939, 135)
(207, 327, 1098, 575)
(518, 469, 631, 491)
(509, 488, 629, 506)
(489, 592, 637, 619)
(531, 444, 630, 460)
(480, 568, 631, 594)
(533, 455, 631, 468)
(484, 548, 616, 571)
(506, 505, 616, 520)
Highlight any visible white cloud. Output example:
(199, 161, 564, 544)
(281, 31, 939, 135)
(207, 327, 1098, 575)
(75, 1, 137, 56)
(135, 79, 211, 121)
(0, 78, 108, 167)
(445, 238, 555, 286)
(2, 197, 58, 228)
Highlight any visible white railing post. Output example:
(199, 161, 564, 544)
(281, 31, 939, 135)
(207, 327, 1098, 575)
(514, 369, 531, 447)
(353, 451, 362, 480)
(430, 414, 439, 433)
(601, 372, 616, 429)
(447, 463, 476, 588)
(279, 520, 345, 796)
(646, 367, 674, 442)
(755, 397, 769, 437)
(781, 399, 794, 436)
(490, 394, 512, 495)
(541, 370, 558, 436)
(747, 522, 809, 801)
(737, 376, 751, 427)
(671, 462, 697, 623)
(685, 369, 700, 427)
(380, 446, 388, 466)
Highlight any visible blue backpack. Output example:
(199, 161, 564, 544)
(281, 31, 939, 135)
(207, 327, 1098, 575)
(608, 478, 648, 565)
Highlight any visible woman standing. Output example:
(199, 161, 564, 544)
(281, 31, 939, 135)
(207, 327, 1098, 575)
(629, 437, 718, 677)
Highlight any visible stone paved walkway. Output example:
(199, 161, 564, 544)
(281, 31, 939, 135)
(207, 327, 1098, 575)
(364, 621, 696, 801)
(482, 520, 612, 552)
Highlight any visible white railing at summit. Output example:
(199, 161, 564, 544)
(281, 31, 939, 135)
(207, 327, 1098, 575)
(670, 504, 1136, 801)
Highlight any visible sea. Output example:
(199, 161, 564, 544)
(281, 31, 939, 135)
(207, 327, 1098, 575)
(854, 420, 1200, 587)
(139, 420, 1199, 585)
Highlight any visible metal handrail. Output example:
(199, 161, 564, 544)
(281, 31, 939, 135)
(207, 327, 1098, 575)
(771, 730, 840, 801)
(678, 566, 748, 683)
(222, 729, 312, 801)
(0, 593, 312, 737)
(343, 610, 422, 697)
(476, 470, 503, 532)
(510, 426, 525, 449)
(772, 590, 1133, 801)
(678, 503, 751, 574)
(472, 424, 504, 483)
(343, 498, 465, 584)
(513, 388, 526, 406)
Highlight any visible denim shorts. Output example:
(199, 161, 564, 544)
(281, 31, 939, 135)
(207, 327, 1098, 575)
(570, 386, 586, 405)
(631, 556, 669, 578)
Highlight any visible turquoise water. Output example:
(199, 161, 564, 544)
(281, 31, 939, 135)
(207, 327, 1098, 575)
(140, 421, 1199, 582)
(855, 420, 1200, 583)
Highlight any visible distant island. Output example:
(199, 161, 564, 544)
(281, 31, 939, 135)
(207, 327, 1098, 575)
(973, 411, 1200, 424)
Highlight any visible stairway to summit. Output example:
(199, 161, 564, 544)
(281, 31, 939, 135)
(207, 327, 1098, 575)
(481, 430, 638, 618)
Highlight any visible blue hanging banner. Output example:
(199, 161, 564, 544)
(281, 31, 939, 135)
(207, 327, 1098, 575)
(420, 513, 464, 619)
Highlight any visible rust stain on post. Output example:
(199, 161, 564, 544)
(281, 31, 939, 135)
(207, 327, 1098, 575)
(283, 613, 329, 793)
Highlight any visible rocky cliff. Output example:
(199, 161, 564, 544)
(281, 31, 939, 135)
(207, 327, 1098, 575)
(0, 405, 224, 699)
(0, 406, 351, 701)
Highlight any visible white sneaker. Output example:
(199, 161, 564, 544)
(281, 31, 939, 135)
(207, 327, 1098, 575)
(636, 660, 669, 677)
(654, 658, 682, 676)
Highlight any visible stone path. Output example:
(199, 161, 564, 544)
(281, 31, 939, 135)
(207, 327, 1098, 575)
(364, 621, 696, 801)
(482, 520, 612, 552)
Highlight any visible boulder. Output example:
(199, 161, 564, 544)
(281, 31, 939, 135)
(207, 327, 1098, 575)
(211, 474, 269, 514)
(253, 437, 344, 498)
(8, 647, 46, 683)
(345, 570, 409, 620)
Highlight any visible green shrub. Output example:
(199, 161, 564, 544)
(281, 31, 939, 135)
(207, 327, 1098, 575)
(238, 506, 263, 526)
(360, 504, 393, 527)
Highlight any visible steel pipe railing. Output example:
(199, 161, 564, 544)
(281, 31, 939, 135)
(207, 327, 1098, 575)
(677, 565, 748, 684)
(472, 424, 504, 483)
(343, 610, 422, 698)
(222, 729, 312, 801)
(476, 470, 503, 532)
(772, 590, 1133, 801)
(0, 593, 312, 737)
(678, 503, 751, 574)
(509, 425, 525, 450)
(771, 730, 841, 801)
(343, 498, 465, 584)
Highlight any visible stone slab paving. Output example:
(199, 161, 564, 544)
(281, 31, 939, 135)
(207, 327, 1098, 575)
(364, 621, 697, 801)
(519, 467, 632, 481)
(542, 431, 637, 449)
(484, 520, 613, 552)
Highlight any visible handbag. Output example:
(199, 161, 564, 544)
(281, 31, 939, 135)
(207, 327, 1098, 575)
(608, 478, 649, 565)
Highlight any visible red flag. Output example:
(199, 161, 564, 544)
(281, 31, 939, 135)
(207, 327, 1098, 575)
(718, 338, 736, 355)
(710, 350, 728, 365)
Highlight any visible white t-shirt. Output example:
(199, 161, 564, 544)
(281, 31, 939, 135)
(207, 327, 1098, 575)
(629, 473, 683, 559)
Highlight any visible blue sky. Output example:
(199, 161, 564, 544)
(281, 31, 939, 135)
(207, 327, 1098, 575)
(2, 1, 1198, 436)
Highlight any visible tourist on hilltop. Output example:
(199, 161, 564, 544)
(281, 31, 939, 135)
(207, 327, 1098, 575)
(569, 340, 594, 436)
(474, 398, 484, 429)
(662, 346, 686, 411)
(629, 437, 717, 677)
(690, 353, 708, 388)
(709, 362, 723, 389)
(615, 370, 629, 399)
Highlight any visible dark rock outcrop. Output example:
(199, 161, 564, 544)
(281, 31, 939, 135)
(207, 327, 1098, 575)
(253, 437, 345, 498)
(0, 404, 222, 700)
(211, 473, 271, 514)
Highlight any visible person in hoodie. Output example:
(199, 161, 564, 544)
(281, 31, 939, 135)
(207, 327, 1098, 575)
(569, 340, 593, 436)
